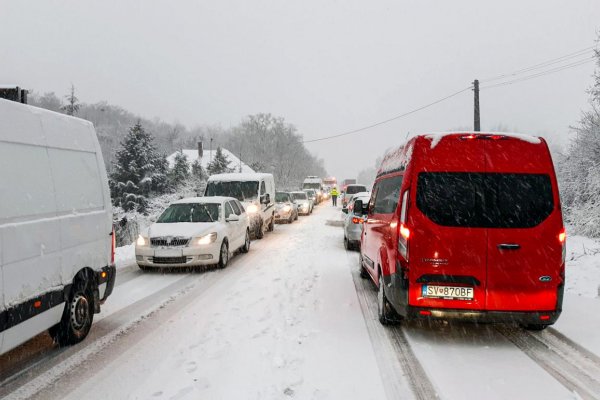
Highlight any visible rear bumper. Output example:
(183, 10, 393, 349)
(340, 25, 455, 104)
(406, 306, 561, 325)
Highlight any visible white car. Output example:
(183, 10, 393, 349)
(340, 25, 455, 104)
(342, 191, 371, 250)
(136, 197, 251, 270)
(291, 191, 312, 215)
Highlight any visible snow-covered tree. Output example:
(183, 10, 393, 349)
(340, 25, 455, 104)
(61, 84, 80, 116)
(558, 42, 600, 236)
(191, 159, 207, 181)
(207, 146, 233, 175)
(110, 122, 169, 212)
(169, 150, 190, 187)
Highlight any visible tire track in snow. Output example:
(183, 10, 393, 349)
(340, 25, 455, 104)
(347, 251, 438, 400)
(497, 325, 600, 400)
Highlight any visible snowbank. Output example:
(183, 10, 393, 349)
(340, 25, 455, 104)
(565, 233, 600, 298)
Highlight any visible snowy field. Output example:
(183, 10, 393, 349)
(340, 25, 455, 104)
(1, 205, 600, 400)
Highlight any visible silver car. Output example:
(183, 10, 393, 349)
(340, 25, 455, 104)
(291, 191, 312, 215)
(342, 192, 370, 250)
(274, 191, 299, 223)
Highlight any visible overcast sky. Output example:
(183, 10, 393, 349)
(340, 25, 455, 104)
(2, 0, 600, 180)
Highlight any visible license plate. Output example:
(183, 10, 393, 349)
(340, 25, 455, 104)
(422, 285, 473, 300)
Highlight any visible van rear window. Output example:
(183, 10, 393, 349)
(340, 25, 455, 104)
(416, 172, 554, 228)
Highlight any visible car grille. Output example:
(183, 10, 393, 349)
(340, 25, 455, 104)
(150, 256, 190, 264)
(150, 237, 190, 247)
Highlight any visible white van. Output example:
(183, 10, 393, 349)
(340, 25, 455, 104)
(205, 173, 275, 239)
(0, 99, 116, 355)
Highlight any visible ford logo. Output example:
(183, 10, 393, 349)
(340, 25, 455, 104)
(539, 276, 552, 282)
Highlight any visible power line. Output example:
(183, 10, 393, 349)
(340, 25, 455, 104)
(481, 46, 596, 83)
(302, 87, 472, 144)
(481, 56, 595, 90)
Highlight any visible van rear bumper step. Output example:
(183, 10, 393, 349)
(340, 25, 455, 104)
(407, 307, 561, 325)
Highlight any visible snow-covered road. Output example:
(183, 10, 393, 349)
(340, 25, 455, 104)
(2, 205, 600, 400)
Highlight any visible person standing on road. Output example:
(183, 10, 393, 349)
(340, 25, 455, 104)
(330, 186, 339, 206)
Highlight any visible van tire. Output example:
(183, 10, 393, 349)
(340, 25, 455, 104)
(50, 275, 94, 346)
(268, 215, 275, 232)
(218, 240, 229, 269)
(524, 324, 549, 331)
(256, 220, 264, 239)
(241, 229, 251, 253)
(377, 272, 400, 325)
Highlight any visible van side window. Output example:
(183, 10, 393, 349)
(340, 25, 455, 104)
(400, 189, 409, 223)
(260, 181, 266, 195)
(224, 202, 234, 219)
(373, 175, 403, 214)
(230, 200, 242, 215)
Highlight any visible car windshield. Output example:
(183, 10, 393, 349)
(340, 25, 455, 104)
(205, 180, 259, 201)
(346, 185, 367, 194)
(302, 182, 321, 190)
(291, 192, 308, 200)
(157, 203, 220, 223)
(275, 192, 291, 202)
(304, 190, 316, 197)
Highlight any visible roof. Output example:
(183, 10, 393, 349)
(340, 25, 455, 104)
(172, 196, 236, 204)
(166, 148, 255, 174)
(207, 172, 273, 182)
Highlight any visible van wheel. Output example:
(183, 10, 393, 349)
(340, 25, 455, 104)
(294, 211, 298, 221)
(524, 324, 549, 331)
(50, 276, 94, 346)
(359, 253, 369, 279)
(268, 216, 275, 232)
(241, 230, 251, 253)
(218, 241, 229, 269)
(377, 274, 400, 325)
(256, 220, 264, 239)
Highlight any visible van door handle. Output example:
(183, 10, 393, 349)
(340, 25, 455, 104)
(497, 243, 520, 250)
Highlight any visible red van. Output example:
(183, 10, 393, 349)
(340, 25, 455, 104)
(355, 133, 565, 330)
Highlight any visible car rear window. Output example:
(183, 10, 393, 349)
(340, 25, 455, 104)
(416, 172, 554, 228)
(346, 185, 367, 195)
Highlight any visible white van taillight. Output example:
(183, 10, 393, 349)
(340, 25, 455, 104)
(111, 226, 116, 265)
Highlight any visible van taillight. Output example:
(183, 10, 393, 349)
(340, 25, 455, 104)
(558, 228, 566, 244)
(400, 224, 410, 239)
(111, 226, 116, 265)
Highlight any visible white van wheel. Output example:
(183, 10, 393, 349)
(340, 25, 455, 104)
(241, 229, 251, 253)
(50, 277, 94, 346)
(256, 220, 264, 239)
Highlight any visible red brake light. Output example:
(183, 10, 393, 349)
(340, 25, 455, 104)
(558, 228, 566, 244)
(400, 224, 410, 239)
(460, 134, 477, 140)
(352, 217, 364, 224)
(419, 310, 432, 316)
(540, 315, 551, 321)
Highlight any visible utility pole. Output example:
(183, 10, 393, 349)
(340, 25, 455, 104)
(210, 138, 213, 163)
(473, 79, 480, 132)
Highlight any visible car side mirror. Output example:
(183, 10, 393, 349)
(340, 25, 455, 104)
(226, 214, 240, 222)
(353, 199, 365, 216)
(342, 208, 348, 214)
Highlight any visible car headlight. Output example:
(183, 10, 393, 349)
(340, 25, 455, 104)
(137, 235, 148, 246)
(196, 232, 218, 245)
(246, 204, 259, 213)
(283, 205, 291, 212)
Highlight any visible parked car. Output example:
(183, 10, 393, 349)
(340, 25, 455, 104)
(136, 197, 250, 270)
(290, 191, 312, 215)
(341, 183, 368, 208)
(205, 173, 275, 239)
(303, 189, 317, 209)
(302, 176, 323, 203)
(274, 191, 298, 223)
(356, 133, 565, 330)
(0, 99, 116, 354)
(342, 192, 371, 250)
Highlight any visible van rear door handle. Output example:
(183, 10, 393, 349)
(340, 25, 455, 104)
(497, 243, 520, 250)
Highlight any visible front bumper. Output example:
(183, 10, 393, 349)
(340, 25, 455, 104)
(274, 207, 293, 221)
(406, 306, 561, 325)
(136, 244, 220, 267)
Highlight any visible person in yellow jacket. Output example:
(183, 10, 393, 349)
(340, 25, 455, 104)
(330, 186, 340, 206)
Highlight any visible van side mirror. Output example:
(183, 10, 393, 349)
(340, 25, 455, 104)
(261, 194, 270, 204)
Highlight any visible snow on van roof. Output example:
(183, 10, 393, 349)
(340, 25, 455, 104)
(207, 172, 273, 181)
(423, 132, 542, 149)
(172, 196, 235, 204)
(377, 140, 414, 176)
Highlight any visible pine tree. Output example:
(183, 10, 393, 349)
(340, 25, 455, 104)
(110, 122, 168, 212)
(191, 159, 207, 181)
(169, 151, 190, 187)
(207, 147, 233, 175)
(61, 84, 80, 116)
